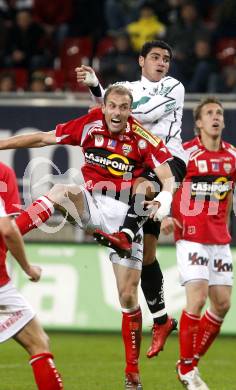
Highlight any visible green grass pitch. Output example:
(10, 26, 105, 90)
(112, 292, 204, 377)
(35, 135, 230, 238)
(1, 333, 236, 389)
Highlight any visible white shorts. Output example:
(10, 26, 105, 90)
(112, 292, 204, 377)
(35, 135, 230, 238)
(80, 188, 143, 270)
(0, 281, 35, 343)
(176, 240, 233, 286)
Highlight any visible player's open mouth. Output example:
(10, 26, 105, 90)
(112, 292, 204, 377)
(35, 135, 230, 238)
(213, 123, 220, 127)
(111, 118, 121, 124)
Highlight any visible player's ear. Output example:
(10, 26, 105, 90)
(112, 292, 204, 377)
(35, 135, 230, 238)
(101, 103, 105, 114)
(139, 56, 144, 68)
(196, 119, 201, 129)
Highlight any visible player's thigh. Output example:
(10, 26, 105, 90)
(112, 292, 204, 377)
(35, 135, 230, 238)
(208, 244, 234, 287)
(176, 240, 210, 285)
(185, 280, 209, 313)
(14, 316, 49, 354)
(75, 187, 102, 230)
(0, 281, 35, 344)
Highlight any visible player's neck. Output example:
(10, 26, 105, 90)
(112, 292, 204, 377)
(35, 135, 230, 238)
(201, 134, 221, 151)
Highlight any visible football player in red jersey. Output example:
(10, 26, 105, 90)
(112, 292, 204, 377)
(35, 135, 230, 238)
(161, 97, 236, 390)
(0, 162, 63, 390)
(76, 40, 185, 357)
(0, 85, 174, 389)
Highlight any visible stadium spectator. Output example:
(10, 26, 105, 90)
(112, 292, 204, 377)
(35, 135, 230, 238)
(0, 84, 174, 390)
(0, 70, 16, 91)
(104, 0, 145, 33)
(69, 0, 106, 58)
(166, 1, 211, 84)
(76, 39, 186, 359)
(213, 0, 236, 38)
(99, 31, 139, 84)
(187, 38, 219, 93)
(126, 2, 166, 52)
(33, 0, 72, 47)
(218, 65, 236, 93)
(4, 10, 51, 70)
(0, 161, 63, 390)
(0, 0, 33, 28)
(29, 70, 48, 92)
(161, 97, 236, 390)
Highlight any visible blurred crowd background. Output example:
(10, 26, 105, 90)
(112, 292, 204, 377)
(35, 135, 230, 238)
(0, 0, 236, 93)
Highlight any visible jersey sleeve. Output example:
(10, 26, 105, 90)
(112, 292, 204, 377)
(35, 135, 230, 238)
(0, 164, 21, 215)
(0, 197, 7, 217)
(55, 113, 91, 146)
(132, 81, 185, 123)
(145, 139, 173, 169)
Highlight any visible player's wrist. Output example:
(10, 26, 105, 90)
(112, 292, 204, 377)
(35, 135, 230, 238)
(84, 71, 99, 87)
(153, 191, 173, 221)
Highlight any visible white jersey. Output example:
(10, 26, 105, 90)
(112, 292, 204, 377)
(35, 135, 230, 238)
(96, 75, 187, 164)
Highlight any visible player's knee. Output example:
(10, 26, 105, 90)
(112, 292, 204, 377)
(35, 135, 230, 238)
(143, 251, 156, 265)
(189, 294, 207, 313)
(31, 330, 50, 354)
(119, 287, 137, 307)
(213, 298, 231, 317)
(48, 183, 68, 204)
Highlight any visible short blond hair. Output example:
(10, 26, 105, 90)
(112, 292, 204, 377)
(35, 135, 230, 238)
(104, 84, 133, 107)
(193, 97, 224, 135)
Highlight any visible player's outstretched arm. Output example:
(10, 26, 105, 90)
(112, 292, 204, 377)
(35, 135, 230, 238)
(0, 130, 57, 149)
(0, 217, 41, 281)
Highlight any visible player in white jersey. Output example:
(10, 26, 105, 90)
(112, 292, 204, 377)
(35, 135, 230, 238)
(76, 40, 187, 358)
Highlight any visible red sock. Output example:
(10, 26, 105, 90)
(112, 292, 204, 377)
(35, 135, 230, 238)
(122, 307, 142, 374)
(16, 196, 54, 235)
(29, 353, 63, 390)
(179, 310, 200, 374)
(194, 309, 222, 362)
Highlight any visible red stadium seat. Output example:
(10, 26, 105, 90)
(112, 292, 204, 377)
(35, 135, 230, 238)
(60, 37, 93, 68)
(92, 36, 114, 72)
(14, 68, 28, 90)
(216, 38, 236, 67)
(95, 36, 114, 58)
(60, 37, 93, 90)
(0, 68, 28, 91)
(38, 68, 65, 91)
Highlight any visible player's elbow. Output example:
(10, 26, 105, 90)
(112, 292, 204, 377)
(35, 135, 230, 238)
(0, 217, 15, 239)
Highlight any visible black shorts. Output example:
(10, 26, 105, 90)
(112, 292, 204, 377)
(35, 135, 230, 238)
(142, 157, 186, 238)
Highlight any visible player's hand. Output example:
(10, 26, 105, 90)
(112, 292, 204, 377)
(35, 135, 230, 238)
(75, 65, 99, 87)
(25, 265, 42, 282)
(144, 191, 172, 222)
(161, 217, 182, 235)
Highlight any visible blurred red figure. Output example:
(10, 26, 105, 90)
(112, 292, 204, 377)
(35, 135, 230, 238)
(0, 162, 63, 390)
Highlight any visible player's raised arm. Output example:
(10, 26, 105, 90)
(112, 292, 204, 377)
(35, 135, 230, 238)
(0, 130, 57, 149)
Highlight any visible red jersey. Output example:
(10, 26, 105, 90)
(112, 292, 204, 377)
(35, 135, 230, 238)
(0, 163, 21, 287)
(55, 108, 172, 193)
(173, 137, 236, 244)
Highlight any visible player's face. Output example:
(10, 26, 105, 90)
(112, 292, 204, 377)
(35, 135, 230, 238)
(197, 103, 225, 139)
(102, 92, 132, 133)
(139, 47, 170, 82)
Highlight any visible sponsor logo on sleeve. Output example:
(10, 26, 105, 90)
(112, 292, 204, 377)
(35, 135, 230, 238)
(133, 124, 160, 147)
